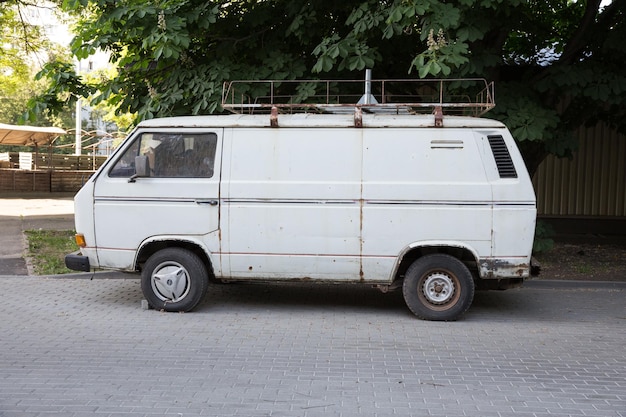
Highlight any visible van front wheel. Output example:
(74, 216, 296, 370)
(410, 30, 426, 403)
(141, 248, 208, 312)
(402, 254, 474, 321)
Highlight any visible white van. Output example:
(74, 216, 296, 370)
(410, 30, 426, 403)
(65, 78, 536, 321)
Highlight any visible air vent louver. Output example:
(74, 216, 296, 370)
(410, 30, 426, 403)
(488, 135, 517, 178)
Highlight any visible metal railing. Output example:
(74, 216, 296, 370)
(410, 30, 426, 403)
(222, 77, 495, 117)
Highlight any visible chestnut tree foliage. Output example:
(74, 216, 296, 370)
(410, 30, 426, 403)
(0, 0, 47, 125)
(0, 0, 75, 131)
(24, 0, 626, 174)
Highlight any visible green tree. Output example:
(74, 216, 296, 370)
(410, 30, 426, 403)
(0, 0, 73, 127)
(1, 0, 73, 152)
(26, 0, 626, 174)
(0, 2, 39, 124)
(0, 54, 36, 125)
(313, 0, 626, 175)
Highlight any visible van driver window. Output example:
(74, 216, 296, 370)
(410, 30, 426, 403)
(109, 132, 218, 178)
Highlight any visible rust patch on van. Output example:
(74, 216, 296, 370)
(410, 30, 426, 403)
(480, 259, 530, 279)
(354, 107, 363, 128)
(434, 106, 443, 127)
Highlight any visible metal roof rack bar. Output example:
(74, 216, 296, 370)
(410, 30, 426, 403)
(221, 78, 495, 117)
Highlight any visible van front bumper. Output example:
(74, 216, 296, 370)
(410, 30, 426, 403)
(65, 252, 91, 272)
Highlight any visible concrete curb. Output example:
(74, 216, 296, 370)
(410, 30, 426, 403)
(524, 278, 626, 289)
(0, 271, 137, 280)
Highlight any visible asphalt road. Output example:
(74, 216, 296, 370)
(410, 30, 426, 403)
(1, 274, 625, 417)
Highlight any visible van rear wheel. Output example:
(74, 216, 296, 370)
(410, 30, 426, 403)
(402, 254, 474, 321)
(141, 248, 208, 312)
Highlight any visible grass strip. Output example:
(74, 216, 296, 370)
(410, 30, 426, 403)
(25, 229, 78, 275)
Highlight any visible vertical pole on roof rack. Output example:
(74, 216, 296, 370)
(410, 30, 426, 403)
(439, 79, 444, 105)
(364, 69, 372, 105)
(434, 79, 444, 127)
(326, 81, 330, 104)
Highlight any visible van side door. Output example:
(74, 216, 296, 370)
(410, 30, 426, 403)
(220, 128, 363, 280)
(92, 129, 223, 271)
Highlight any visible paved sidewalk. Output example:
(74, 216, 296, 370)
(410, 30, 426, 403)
(0, 193, 75, 275)
(1, 276, 625, 417)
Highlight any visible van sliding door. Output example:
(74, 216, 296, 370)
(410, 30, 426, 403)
(221, 128, 363, 280)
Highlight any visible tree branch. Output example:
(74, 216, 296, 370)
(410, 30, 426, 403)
(559, 0, 602, 65)
(594, 0, 625, 32)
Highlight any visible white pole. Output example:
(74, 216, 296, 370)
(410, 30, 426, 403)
(364, 69, 372, 105)
(75, 60, 82, 156)
(75, 98, 81, 156)
(357, 69, 377, 105)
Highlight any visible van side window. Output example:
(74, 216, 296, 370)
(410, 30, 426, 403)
(108, 138, 140, 177)
(109, 132, 218, 178)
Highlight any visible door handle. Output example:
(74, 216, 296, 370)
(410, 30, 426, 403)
(195, 199, 219, 206)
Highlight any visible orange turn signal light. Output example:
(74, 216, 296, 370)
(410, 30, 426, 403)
(75, 234, 87, 248)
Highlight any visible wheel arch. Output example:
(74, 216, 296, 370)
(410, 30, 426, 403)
(392, 242, 481, 284)
(135, 237, 216, 279)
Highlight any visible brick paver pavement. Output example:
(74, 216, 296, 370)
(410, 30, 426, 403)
(1, 276, 625, 417)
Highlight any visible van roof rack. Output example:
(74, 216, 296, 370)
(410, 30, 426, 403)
(221, 76, 495, 127)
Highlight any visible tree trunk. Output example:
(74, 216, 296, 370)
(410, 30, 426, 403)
(518, 140, 548, 180)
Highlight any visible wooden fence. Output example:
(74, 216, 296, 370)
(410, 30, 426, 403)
(0, 152, 107, 171)
(0, 169, 94, 192)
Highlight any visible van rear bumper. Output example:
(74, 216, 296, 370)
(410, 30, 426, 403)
(65, 252, 91, 272)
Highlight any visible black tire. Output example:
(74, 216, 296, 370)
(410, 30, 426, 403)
(141, 248, 209, 312)
(402, 254, 475, 321)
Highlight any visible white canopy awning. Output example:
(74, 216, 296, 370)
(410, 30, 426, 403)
(0, 123, 66, 147)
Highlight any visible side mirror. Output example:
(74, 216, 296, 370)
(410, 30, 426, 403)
(128, 155, 150, 183)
